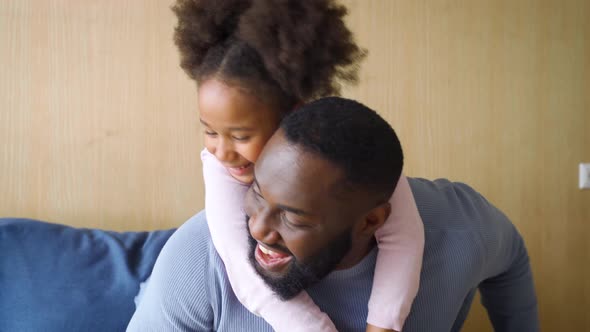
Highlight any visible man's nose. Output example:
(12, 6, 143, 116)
(214, 138, 235, 163)
(248, 210, 281, 245)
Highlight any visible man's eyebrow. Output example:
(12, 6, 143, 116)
(199, 118, 254, 131)
(253, 178, 313, 217)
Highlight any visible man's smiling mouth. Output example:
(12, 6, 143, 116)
(254, 243, 293, 273)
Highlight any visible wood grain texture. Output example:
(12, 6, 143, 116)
(339, 1, 590, 330)
(1, 0, 588, 330)
(0, 0, 203, 231)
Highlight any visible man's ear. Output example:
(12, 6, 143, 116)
(356, 202, 391, 238)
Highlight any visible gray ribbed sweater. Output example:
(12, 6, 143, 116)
(127, 178, 539, 332)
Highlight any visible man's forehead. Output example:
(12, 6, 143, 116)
(254, 132, 344, 205)
(255, 132, 300, 175)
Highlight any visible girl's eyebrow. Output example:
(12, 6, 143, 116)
(199, 118, 254, 131)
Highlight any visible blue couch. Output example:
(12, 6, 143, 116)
(0, 218, 175, 332)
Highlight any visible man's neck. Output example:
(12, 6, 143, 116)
(334, 238, 377, 270)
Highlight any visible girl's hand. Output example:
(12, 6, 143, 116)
(366, 323, 398, 332)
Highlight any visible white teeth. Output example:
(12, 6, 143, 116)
(259, 245, 274, 255)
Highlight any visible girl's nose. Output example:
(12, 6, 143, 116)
(214, 138, 235, 163)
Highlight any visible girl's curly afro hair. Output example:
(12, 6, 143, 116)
(171, 0, 366, 108)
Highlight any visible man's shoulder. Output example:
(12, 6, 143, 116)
(174, 210, 212, 241)
(128, 211, 234, 331)
(406, 177, 494, 231)
(166, 211, 212, 249)
(152, 211, 221, 280)
(407, 177, 484, 200)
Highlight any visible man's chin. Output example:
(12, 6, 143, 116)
(254, 264, 290, 280)
(251, 260, 304, 300)
(245, 218, 353, 301)
(247, 239, 307, 300)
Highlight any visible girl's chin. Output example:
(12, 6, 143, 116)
(232, 174, 254, 184)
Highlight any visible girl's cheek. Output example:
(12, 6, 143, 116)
(203, 137, 216, 153)
(251, 140, 269, 163)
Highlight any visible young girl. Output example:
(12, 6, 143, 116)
(172, 0, 424, 331)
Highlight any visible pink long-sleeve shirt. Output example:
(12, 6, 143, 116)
(202, 149, 424, 331)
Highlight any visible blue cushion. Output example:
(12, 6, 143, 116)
(0, 218, 175, 332)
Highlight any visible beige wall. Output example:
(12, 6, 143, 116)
(0, 0, 203, 231)
(1, 0, 588, 330)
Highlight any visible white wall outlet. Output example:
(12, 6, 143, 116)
(580, 163, 590, 190)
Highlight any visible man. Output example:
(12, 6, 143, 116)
(128, 97, 539, 331)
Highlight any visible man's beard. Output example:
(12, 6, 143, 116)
(247, 221, 352, 301)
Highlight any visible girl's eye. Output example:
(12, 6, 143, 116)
(205, 131, 217, 137)
(232, 135, 250, 141)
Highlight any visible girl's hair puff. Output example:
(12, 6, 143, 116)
(172, 0, 366, 108)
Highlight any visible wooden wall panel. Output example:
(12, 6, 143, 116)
(1, 0, 588, 330)
(340, 1, 590, 330)
(0, 0, 203, 231)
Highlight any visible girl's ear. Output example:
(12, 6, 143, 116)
(355, 202, 391, 239)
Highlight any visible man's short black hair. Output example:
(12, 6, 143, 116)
(280, 97, 403, 203)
